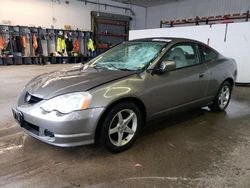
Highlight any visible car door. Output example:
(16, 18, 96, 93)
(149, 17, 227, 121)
(146, 42, 210, 117)
(199, 44, 221, 97)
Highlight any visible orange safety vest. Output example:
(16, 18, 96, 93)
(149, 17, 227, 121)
(0, 35, 5, 50)
(21, 35, 26, 48)
(32, 34, 38, 49)
(73, 39, 79, 53)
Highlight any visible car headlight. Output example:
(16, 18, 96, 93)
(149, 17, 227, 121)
(40, 92, 92, 114)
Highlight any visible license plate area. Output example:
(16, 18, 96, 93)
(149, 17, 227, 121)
(23, 122, 39, 135)
(12, 108, 40, 135)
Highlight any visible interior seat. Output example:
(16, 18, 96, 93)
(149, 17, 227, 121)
(168, 48, 187, 68)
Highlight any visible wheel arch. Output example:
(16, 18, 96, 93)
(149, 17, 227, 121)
(94, 97, 147, 143)
(224, 77, 234, 88)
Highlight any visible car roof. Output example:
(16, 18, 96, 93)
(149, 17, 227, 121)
(129, 37, 220, 54)
(129, 37, 201, 44)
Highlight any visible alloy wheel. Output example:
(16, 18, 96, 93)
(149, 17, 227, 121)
(218, 85, 230, 109)
(108, 109, 137, 147)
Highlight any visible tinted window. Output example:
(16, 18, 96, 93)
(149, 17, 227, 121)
(201, 45, 218, 62)
(163, 43, 199, 69)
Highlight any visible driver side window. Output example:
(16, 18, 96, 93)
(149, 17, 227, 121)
(163, 43, 200, 69)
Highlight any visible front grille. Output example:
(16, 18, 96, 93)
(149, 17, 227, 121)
(25, 92, 43, 104)
(23, 121, 39, 135)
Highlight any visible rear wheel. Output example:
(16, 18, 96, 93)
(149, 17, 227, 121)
(100, 102, 142, 153)
(209, 81, 232, 112)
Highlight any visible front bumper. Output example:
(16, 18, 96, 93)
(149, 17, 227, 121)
(13, 105, 105, 147)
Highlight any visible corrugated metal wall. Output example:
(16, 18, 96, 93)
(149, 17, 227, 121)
(146, 0, 250, 28)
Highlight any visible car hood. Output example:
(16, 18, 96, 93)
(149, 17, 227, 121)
(25, 65, 136, 99)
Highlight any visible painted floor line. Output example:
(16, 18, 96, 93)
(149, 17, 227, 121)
(124, 176, 233, 182)
(0, 144, 23, 154)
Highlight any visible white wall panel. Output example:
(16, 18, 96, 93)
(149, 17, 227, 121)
(0, 0, 146, 30)
(129, 22, 250, 83)
(212, 23, 250, 83)
(164, 25, 211, 44)
(129, 25, 210, 44)
(147, 0, 250, 29)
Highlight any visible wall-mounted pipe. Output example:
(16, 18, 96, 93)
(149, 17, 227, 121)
(77, 0, 135, 16)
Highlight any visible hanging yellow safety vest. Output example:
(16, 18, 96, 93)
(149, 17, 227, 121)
(57, 37, 66, 54)
(87, 38, 95, 52)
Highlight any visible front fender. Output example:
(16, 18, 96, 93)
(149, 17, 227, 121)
(88, 73, 146, 109)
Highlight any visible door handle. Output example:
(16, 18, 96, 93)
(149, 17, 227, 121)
(199, 73, 205, 78)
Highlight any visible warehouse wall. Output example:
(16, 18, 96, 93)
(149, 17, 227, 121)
(146, 0, 250, 28)
(0, 0, 146, 30)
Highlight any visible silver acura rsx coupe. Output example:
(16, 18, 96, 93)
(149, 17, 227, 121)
(12, 38, 237, 152)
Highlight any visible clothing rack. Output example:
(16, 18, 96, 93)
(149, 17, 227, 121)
(0, 25, 93, 65)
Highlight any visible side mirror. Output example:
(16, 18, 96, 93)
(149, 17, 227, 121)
(155, 60, 176, 74)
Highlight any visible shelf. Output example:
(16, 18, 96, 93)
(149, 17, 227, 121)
(91, 11, 130, 55)
(97, 33, 128, 38)
(161, 11, 250, 27)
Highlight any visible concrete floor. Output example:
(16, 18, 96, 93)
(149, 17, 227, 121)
(0, 64, 250, 188)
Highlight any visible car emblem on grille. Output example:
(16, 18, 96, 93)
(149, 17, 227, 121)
(26, 93, 32, 103)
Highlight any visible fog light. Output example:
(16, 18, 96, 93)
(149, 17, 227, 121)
(44, 129, 54, 137)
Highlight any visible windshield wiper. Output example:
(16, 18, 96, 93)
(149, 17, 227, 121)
(91, 63, 134, 72)
(93, 64, 109, 70)
(108, 64, 134, 71)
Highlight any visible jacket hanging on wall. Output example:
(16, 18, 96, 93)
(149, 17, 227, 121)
(21, 35, 26, 49)
(57, 37, 66, 55)
(32, 34, 38, 56)
(5, 40, 11, 53)
(35, 38, 43, 56)
(32, 34, 38, 49)
(21, 35, 26, 55)
(66, 38, 73, 52)
(1, 38, 12, 55)
(0, 35, 5, 50)
(73, 39, 79, 53)
(87, 38, 95, 52)
(12, 36, 22, 53)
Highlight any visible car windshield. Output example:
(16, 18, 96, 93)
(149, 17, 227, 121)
(86, 41, 167, 71)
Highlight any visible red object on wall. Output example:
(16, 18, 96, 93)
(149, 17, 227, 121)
(73, 39, 79, 53)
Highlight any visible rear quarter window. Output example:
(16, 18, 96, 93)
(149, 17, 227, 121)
(200, 45, 218, 62)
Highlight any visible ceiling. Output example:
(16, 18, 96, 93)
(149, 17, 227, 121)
(111, 0, 178, 7)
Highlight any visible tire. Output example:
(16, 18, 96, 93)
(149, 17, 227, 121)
(208, 81, 232, 112)
(100, 102, 142, 153)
